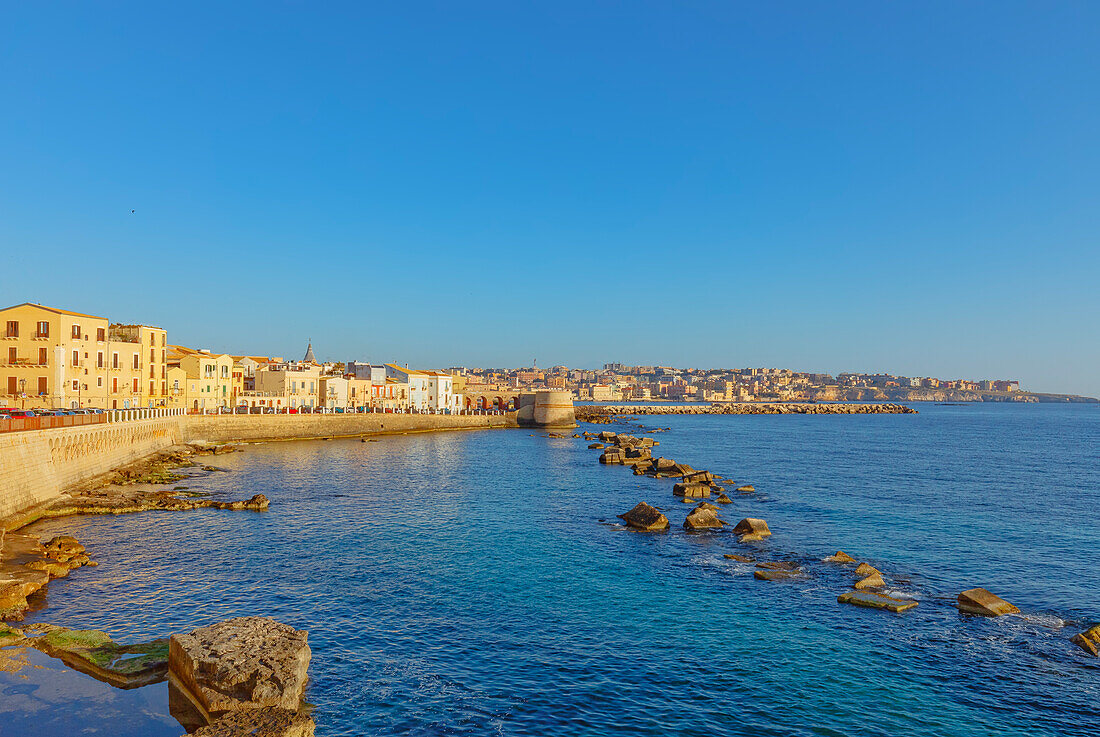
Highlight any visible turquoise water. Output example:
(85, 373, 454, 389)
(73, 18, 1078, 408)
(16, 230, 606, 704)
(4, 403, 1099, 736)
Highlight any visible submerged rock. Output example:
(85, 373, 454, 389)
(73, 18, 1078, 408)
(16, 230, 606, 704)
(736, 485, 755, 493)
(617, 502, 670, 532)
(1071, 625, 1100, 657)
(732, 518, 771, 542)
(838, 590, 918, 613)
(723, 553, 754, 562)
(715, 493, 733, 504)
(753, 570, 804, 582)
(756, 560, 800, 571)
(169, 617, 310, 716)
(957, 588, 1020, 617)
(33, 626, 169, 688)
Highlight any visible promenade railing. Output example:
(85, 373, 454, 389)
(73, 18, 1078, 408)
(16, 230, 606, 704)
(0, 406, 186, 434)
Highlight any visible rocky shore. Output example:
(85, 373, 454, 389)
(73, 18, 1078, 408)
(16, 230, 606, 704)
(577, 403, 916, 422)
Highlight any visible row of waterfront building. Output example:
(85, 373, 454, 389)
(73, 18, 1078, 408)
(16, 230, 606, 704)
(0, 303, 465, 413)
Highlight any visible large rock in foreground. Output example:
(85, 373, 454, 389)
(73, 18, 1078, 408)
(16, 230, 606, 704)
(169, 617, 310, 716)
(957, 588, 1020, 617)
(190, 707, 316, 737)
(618, 502, 669, 531)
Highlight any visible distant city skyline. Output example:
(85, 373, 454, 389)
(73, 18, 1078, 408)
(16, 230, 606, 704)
(2, 2, 1098, 396)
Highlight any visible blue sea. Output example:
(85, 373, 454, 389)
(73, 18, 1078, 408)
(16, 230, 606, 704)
(3, 403, 1099, 736)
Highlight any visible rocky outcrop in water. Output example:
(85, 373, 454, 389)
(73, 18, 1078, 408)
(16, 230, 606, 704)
(618, 502, 669, 531)
(169, 616, 311, 716)
(732, 518, 771, 542)
(0, 533, 96, 620)
(957, 588, 1020, 617)
(683, 504, 725, 531)
(1071, 625, 1100, 657)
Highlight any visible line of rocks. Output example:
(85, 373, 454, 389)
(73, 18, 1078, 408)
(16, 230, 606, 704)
(577, 402, 917, 422)
(587, 428, 1098, 657)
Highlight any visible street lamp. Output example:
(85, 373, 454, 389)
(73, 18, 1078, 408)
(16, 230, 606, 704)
(19, 378, 26, 410)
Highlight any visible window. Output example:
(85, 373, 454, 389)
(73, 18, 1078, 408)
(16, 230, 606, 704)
(132, 378, 139, 393)
(132, 353, 139, 369)
(73, 380, 79, 391)
(173, 380, 180, 390)
(149, 348, 154, 363)
(36, 321, 48, 338)
(39, 348, 48, 365)
(97, 328, 105, 342)
(72, 324, 81, 339)
(97, 378, 102, 387)
(149, 365, 155, 378)
(161, 380, 166, 395)
(97, 351, 104, 368)
(38, 377, 47, 395)
(5, 321, 17, 338)
(161, 349, 165, 362)
(112, 353, 119, 369)
(7, 347, 16, 363)
(6, 377, 16, 394)
(149, 380, 154, 396)
(160, 334, 165, 347)
(112, 378, 118, 392)
(72, 350, 80, 368)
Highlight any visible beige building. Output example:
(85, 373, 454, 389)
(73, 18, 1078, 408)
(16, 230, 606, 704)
(108, 323, 169, 408)
(255, 362, 321, 409)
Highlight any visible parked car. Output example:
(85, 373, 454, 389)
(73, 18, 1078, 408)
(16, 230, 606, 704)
(8, 410, 36, 418)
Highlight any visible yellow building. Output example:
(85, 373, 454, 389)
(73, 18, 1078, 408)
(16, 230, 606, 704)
(1, 302, 112, 409)
(168, 346, 235, 412)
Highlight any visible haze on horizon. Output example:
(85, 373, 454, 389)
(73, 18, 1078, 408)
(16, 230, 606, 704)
(1, 2, 1097, 397)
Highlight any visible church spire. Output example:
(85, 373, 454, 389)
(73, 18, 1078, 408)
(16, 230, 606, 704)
(303, 339, 316, 364)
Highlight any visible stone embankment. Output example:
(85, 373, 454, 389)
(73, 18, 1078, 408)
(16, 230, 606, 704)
(577, 403, 916, 422)
(587, 427, 1096, 658)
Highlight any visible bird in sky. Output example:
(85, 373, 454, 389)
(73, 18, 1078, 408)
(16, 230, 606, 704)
(130, 209, 135, 214)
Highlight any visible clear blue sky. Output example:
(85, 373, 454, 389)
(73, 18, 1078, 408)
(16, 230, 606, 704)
(2, 2, 1097, 395)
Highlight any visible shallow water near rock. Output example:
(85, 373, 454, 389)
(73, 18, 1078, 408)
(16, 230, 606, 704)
(4, 403, 1099, 736)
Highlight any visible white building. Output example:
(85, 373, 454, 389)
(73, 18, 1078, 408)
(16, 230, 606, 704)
(385, 365, 462, 412)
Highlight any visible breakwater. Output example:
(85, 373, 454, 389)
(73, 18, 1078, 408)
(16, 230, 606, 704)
(577, 402, 916, 421)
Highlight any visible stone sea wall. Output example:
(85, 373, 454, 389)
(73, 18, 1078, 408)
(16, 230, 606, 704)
(0, 412, 516, 525)
(180, 412, 516, 444)
(0, 419, 184, 521)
